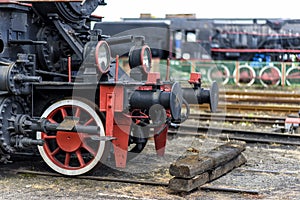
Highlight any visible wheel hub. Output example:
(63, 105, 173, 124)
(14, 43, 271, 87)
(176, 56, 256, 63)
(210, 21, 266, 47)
(56, 131, 82, 152)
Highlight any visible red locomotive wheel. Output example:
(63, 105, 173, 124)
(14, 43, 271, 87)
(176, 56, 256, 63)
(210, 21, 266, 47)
(286, 67, 300, 86)
(207, 65, 230, 85)
(233, 65, 256, 87)
(259, 66, 281, 87)
(37, 99, 107, 176)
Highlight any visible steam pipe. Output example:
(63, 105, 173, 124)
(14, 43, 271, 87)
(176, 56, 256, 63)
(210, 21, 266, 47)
(106, 35, 134, 45)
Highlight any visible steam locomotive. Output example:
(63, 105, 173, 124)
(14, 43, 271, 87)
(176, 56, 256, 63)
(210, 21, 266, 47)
(0, 0, 218, 175)
(98, 17, 300, 87)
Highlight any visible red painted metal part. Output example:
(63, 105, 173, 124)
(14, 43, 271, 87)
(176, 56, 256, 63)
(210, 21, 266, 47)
(68, 56, 71, 83)
(188, 72, 202, 84)
(112, 113, 131, 168)
(140, 45, 152, 73)
(239, 70, 253, 79)
(211, 48, 300, 53)
(41, 104, 100, 170)
(160, 84, 171, 92)
(285, 117, 300, 124)
(154, 125, 168, 156)
(105, 92, 114, 138)
(146, 72, 160, 84)
(99, 84, 131, 168)
(281, 64, 286, 87)
(95, 41, 110, 74)
(100, 85, 124, 112)
(260, 68, 280, 84)
(56, 131, 81, 152)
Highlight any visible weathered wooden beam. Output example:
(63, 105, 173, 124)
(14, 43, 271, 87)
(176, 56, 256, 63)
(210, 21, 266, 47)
(209, 153, 246, 181)
(168, 153, 247, 192)
(168, 172, 209, 192)
(169, 141, 246, 178)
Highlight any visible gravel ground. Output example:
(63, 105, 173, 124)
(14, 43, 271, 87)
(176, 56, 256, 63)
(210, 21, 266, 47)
(1, 135, 300, 200)
(1, 114, 300, 200)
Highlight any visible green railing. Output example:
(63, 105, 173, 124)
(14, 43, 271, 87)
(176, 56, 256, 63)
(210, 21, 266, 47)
(154, 59, 300, 87)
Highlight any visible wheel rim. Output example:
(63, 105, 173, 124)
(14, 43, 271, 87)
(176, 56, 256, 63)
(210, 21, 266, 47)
(37, 99, 106, 176)
(233, 65, 256, 87)
(286, 67, 300, 86)
(208, 65, 230, 85)
(259, 66, 281, 87)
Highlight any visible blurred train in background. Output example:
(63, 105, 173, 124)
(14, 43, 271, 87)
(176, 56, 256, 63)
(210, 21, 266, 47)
(97, 15, 300, 87)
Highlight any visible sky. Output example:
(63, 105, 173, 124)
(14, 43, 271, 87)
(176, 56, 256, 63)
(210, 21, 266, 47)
(95, 0, 300, 22)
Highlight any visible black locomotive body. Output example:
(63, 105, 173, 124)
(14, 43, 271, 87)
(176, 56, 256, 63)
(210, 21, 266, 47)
(0, 0, 218, 175)
(98, 17, 300, 87)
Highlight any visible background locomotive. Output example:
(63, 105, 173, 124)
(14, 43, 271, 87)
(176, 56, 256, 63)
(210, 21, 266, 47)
(0, 0, 218, 175)
(98, 17, 300, 87)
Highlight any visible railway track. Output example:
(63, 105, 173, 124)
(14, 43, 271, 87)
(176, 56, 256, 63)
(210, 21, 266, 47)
(0, 123, 298, 198)
(187, 113, 286, 125)
(169, 124, 300, 146)
(3, 144, 295, 197)
(191, 89, 300, 114)
(11, 168, 260, 195)
(197, 103, 300, 113)
(221, 90, 300, 104)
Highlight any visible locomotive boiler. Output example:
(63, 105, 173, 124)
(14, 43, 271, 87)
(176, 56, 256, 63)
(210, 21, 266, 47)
(0, 0, 219, 175)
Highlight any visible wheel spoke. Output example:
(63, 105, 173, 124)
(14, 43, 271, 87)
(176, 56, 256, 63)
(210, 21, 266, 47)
(64, 152, 70, 166)
(75, 107, 81, 118)
(81, 143, 97, 157)
(43, 142, 52, 156)
(42, 132, 56, 141)
(51, 147, 60, 156)
(84, 118, 94, 126)
(76, 150, 85, 167)
(48, 118, 57, 124)
(44, 135, 56, 139)
(60, 107, 68, 118)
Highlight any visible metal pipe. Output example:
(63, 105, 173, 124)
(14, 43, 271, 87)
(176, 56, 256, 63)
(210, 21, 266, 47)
(129, 90, 170, 109)
(43, 122, 100, 134)
(106, 35, 134, 45)
(28, 118, 100, 134)
(181, 81, 219, 113)
(13, 74, 42, 83)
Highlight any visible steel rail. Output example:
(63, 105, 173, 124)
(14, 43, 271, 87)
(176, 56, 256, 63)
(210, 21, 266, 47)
(193, 104, 300, 113)
(13, 169, 261, 195)
(187, 113, 286, 125)
(13, 169, 169, 186)
(217, 90, 300, 104)
(169, 125, 300, 146)
(221, 90, 300, 98)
